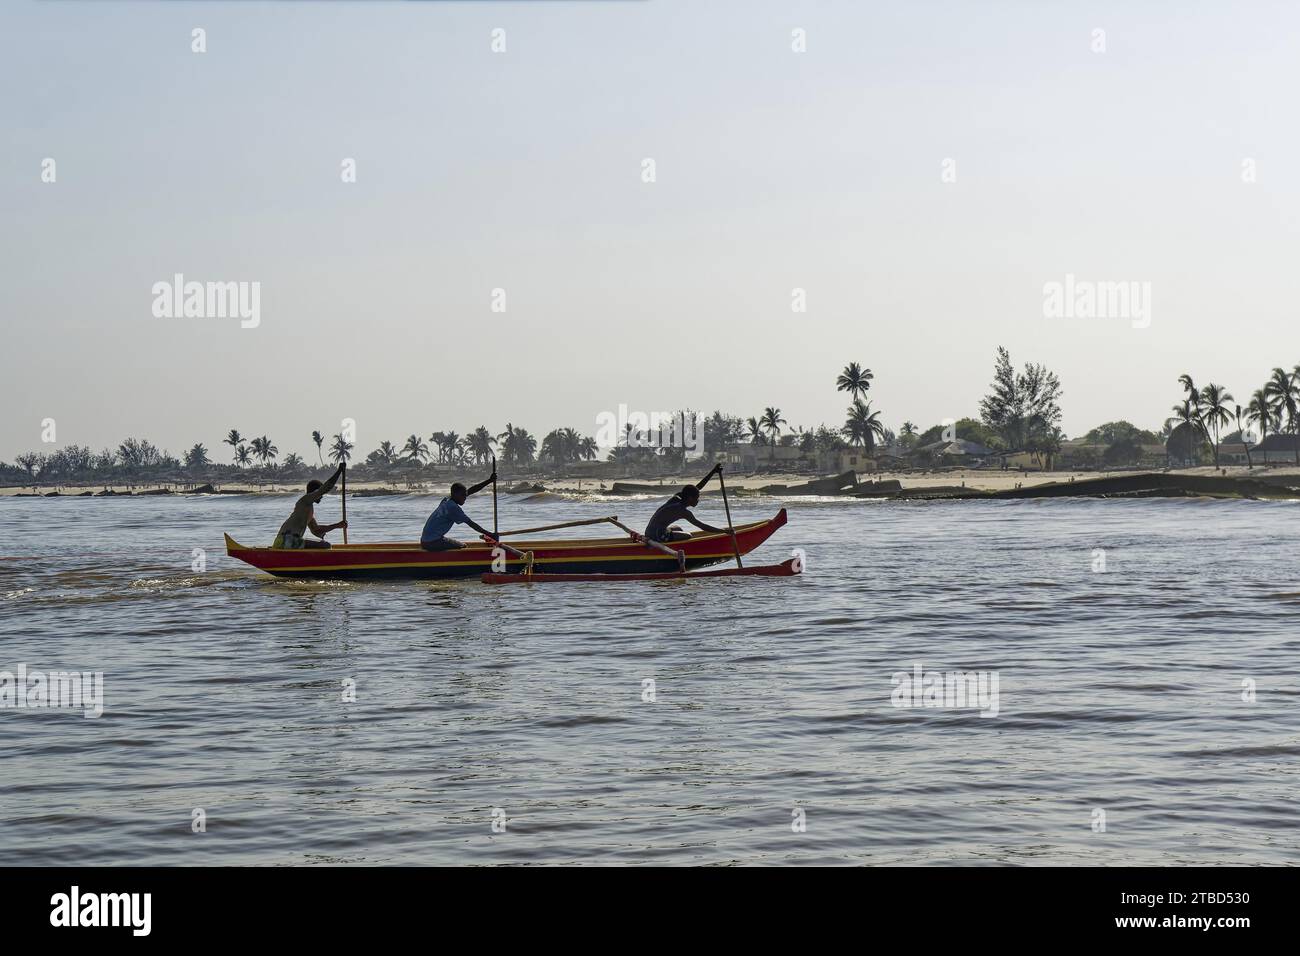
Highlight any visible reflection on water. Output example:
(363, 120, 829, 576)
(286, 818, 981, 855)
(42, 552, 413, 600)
(1, 493, 1297, 864)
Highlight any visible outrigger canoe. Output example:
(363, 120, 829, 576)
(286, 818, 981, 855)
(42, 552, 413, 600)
(224, 509, 788, 581)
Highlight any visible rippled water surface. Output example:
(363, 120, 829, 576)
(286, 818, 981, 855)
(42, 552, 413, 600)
(2, 492, 1298, 865)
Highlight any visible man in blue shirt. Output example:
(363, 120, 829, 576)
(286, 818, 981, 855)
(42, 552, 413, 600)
(421, 467, 498, 551)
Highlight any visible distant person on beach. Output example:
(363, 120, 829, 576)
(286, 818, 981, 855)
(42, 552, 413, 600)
(643, 464, 727, 543)
(421, 467, 499, 551)
(273, 463, 348, 549)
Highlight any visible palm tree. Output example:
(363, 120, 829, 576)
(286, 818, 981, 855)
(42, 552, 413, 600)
(1265, 367, 1300, 464)
(249, 435, 278, 468)
(541, 429, 566, 465)
(234, 444, 253, 468)
(760, 408, 786, 458)
(466, 427, 496, 465)
(311, 430, 325, 465)
(184, 443, 209, 469)
(402, 434, 429, 463)
(1246, 389, 1274, 465)
(282, 452, 305, 472)
(1178, 374, 1200, 413)
(1198, 384, 1233, 468)
(836, 362, 873, 400)
(223, 430, 244, 465)
(441, 431, 461, 464)
(1166, 400, 1205, 467)
(1232, 404, 1252, 468)
(329, 433, 353, 464)
(430, 431, 448, 464)
(577, 435, 598, 461)
(498, 424, 537, 464)
(843, 399, 885, 451)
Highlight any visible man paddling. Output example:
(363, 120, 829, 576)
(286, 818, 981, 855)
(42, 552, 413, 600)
(421, 467, 499, 551)
(643, 464, 727, 543)
(273, 462, 348, 549)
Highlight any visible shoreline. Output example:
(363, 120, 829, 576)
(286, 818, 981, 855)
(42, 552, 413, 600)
(6, 465, 1300, 500)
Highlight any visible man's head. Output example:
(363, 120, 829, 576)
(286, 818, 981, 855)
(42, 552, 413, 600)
(450, 482, 468, 505)
(306, 480, 323, 495)
(679, 485, 700, 507)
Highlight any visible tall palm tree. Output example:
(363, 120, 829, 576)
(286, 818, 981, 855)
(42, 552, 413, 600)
(760, 408, 786, 456)
(1198, 384, 1233, 468)
(836, 362, 873, 400)
(1232, 404, 1252, 468)
(402, 434, 429, 463)
(329, 433, 353, 464)
(1178, 374, 1200, 414)
(311, 430, 325, 465)
(1246, 389, 1274, 465)
(223, 429, 244, 465)
(577, 435, 598, 461)
(1265, 367, 1300, 465)
(745, 417, 765, 445)
(234, 444, 252, 468)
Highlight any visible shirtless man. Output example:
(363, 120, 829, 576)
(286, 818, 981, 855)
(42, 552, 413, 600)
(273, 463, 348, 549)
(643, 463, 727, 543)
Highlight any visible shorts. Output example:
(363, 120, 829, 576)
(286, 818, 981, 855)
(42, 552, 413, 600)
(421, 537, 465, 552)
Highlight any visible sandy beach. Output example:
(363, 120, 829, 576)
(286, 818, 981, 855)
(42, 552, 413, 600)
(6, 464, 1300, 497)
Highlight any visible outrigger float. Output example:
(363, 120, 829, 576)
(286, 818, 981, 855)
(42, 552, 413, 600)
(224, 509, 796, 582)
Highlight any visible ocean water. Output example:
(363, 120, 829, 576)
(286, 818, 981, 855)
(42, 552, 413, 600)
(1, 492, 1297, 865)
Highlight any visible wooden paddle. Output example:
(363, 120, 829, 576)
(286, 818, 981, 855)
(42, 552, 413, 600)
(491, 455, 498, 541)
(495, 516, 616, 536)
(717, 463, 741, 569)
(340, 462, 348, 545)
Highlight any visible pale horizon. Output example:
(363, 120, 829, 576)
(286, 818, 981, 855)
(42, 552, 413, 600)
(4, 0, 1298, 461)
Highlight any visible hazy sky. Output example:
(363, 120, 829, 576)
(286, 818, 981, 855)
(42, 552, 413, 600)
(3, 0, 1298, 462)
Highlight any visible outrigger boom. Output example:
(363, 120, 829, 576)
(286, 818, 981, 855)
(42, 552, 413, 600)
(481, 557, 801, 584)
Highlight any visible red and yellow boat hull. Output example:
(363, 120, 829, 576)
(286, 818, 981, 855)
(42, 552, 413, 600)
(224, 509, 788, 581)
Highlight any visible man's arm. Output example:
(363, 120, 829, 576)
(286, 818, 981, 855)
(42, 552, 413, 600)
(466, 465, 497, 497)
(682, 512, 726, 535)
(308, 463, 345, 504)
(465, 519, 498, 543)
(308, 516, 348, 538)
(695, 463, 723, 490)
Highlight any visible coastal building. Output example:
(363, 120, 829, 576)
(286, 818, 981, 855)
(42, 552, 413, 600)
(1248, 434, 1300, 463)
(829, 448, 878, 474)
(721, 443, 805, 471)
(915, 439, 996, 466)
